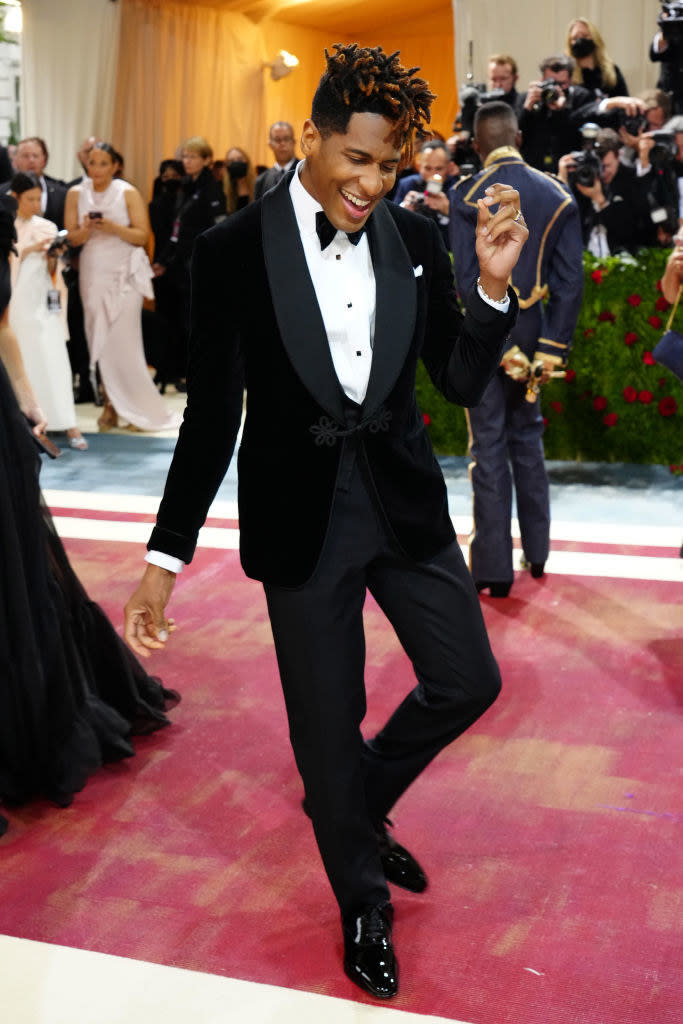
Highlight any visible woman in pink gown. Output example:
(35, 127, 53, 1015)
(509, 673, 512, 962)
(64, 143, 181, 432)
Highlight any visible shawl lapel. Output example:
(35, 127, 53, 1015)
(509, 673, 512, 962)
(261, 176, 417, 423)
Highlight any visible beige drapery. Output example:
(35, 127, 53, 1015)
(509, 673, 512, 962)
(112, 0, 457, 197)
(21, 0, 121, 183)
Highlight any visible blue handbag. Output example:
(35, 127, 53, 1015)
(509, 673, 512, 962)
(653, 287, 683, 381)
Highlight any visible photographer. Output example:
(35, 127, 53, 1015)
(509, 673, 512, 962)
(520, 55, 646, 174)
(558, 128, 655, 255)
(619, 92, 679, 246)
(650, 2, 683, 115)
(487, 54, 523, 113)
(393, 139, 457, 250)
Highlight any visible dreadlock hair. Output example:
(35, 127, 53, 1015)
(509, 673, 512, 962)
(311, 43, 436, 163)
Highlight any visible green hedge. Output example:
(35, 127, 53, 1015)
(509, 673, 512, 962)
(416, 249, 683, 471)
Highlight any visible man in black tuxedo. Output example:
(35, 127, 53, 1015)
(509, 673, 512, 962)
(253, 121, 298, 199)
(125, 43, 527, 999)
(0, 137, 67, 228)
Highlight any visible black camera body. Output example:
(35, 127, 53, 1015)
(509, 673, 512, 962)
(568, 149, 602, 189)
(539, 78, 563, 106)
(650, 130, 678, 164)
(659, 1, 683, 42)
(456, 83, 505, 135)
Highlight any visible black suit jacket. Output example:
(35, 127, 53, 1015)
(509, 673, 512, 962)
(149, 173, 517, 585)
(0, 174, 67, 229)
(253, 161, 297, 201)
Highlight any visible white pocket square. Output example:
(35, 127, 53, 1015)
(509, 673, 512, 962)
(413, 265, 423, 278)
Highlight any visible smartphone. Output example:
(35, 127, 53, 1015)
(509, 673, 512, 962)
(24, 417, 62, 458)
(88, 211, 103, 220)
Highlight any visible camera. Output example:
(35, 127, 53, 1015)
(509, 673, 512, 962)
(539, 78, 563, 106)
(658, 1, 683, 43)
(649, 130, 678, 164)
(455, 83, 505, 135)
(621, 113, 648, 136)
(567, 149, 602, 188)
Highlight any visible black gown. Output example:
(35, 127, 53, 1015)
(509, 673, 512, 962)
(0, 218, 178, 834)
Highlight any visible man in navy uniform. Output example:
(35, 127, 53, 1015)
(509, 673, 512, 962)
(124, 47, 528, 998)
(450, 101, 583, 597)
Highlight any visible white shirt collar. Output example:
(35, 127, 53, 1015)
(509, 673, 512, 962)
(289, 159, 323, 241)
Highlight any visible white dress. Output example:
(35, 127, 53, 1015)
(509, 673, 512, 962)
(10, 215, 77, 431)
(77, 178, 181, 431)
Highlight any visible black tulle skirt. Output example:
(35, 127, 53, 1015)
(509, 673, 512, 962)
(0, 357, 179, 830)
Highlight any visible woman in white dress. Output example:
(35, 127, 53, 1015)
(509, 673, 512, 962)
(64, 144, 181, 433)
(9, 173, 87, 450)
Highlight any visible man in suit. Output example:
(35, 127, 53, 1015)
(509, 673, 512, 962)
(0, 137, 67, 228)
(450, 101, 583, 598)
(392, 139, 458, 251)
(253, 121, 298, 200)
(124, 44, 527, 998)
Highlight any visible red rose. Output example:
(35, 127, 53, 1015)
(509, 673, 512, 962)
(603, 412, 618, 427)
(659, 378, 666, 388)
(550, 400, 563, 413)
(598, 311, 616, 322)
(648, 315, 662, 329)
(643, 351, 657, 366)
(591, 269, 603, 284)
(622, 386, 637, 403)
(638, 390, 653, 404)
(565, 369, 576, 382)
(658, 396, 677, 417)
(627, 294, 642, 306)
(584, 328, 595, 338)
(656, 279, 663, 293)
(422, 413, 431, 425)
(593, 396, 608, 411)
(542, 417, 549, 428)
(655, 296, 671, 312)
(624, 332, 638, 346)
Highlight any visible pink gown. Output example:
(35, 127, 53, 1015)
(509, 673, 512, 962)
(77, 178, 181, 431)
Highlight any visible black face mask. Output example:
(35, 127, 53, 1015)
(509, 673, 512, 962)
(161, 178, 182, 193)
(571, 37, 596, 59)
(228, 160, 248, 180)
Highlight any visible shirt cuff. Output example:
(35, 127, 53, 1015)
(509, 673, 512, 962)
(477, 281, 511, 313)
(145, 549, 184, 574)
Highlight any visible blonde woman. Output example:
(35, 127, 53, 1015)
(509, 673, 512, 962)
(222, 146, 255, 215)
(565, 18, 629, 98)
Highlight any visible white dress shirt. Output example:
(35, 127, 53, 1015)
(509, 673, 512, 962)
(147, 161, 508, 574)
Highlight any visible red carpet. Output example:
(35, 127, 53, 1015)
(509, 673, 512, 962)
(1, 538, 681, 1024)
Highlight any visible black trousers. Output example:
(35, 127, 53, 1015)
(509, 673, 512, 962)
(264, 452, 501, 921)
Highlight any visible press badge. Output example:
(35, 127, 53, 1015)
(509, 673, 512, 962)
(47, 288, 62, 313)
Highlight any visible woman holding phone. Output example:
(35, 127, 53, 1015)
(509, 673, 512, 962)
(64, 143, 180, 432)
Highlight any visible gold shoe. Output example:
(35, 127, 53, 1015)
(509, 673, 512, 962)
(97, 402, 118, 431)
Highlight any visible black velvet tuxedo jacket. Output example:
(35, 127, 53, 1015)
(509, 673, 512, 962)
(148, 171, 518, 587)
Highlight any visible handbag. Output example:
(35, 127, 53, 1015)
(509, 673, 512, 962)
(653, 286, 683, 381)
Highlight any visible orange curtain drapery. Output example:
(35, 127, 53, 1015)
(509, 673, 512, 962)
(113, 0, 456, 198)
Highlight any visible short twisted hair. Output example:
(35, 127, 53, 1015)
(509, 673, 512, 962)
(311, 43, 435, 161)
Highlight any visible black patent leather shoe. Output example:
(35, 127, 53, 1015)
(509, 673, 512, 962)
(376, 819, 427, 893)
(343, 902, 398, 999)
(475, 579, 512, 598)
(530, 562, 545, 579)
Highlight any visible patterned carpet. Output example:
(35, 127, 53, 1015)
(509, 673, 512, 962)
(1, 513, 680, 1023)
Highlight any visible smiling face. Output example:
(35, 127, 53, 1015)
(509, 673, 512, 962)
(299, 112, 402, 233)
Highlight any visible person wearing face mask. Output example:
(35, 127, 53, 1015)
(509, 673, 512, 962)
(565, 18, 629, 99)
(222, 147, 255, 215)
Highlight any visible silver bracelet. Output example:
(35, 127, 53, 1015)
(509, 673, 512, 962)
(477, 277, 509, 308)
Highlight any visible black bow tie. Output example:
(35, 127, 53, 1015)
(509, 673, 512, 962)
(315, 210, 365, 251)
